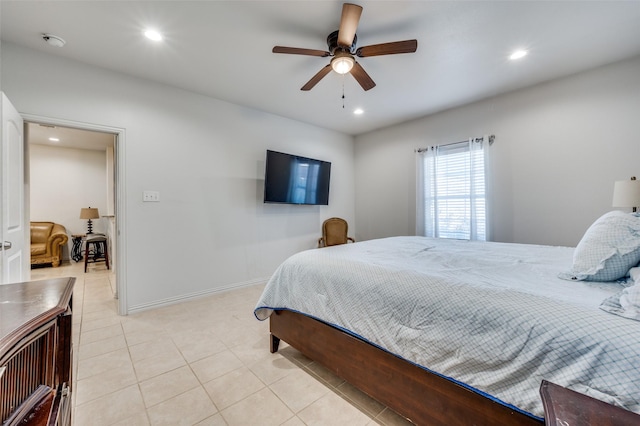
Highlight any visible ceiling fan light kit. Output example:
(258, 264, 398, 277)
(331, 52, 355, 74)
(273, 3, 417, 92)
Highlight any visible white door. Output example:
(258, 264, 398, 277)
(1, 92, 27, 284)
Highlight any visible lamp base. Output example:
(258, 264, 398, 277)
(86, 219, 94, 235)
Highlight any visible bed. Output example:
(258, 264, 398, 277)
(254, 213, 640, 425)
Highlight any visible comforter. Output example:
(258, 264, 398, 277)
(254, 236, 640, 418)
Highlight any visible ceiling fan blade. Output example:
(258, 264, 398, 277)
(338, 3, 363, 47)
(301, 64, 333, 91)
(356, 40, 418, 57)
(350, 62, 376, 91)
(273, 46, 330, 57)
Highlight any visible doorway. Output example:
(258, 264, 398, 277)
(24, 114, 127, 315)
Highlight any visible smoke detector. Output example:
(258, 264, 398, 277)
(42, 34, 66, 48)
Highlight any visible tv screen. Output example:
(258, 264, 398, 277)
(263, 150, 331, 205)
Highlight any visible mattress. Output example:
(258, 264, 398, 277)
(254, 236, 640, 418)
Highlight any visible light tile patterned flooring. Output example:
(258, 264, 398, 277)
(31, 261, 413, 426)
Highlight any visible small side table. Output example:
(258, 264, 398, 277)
(71, 234, 85, 262)
(540, 380, 640, 426)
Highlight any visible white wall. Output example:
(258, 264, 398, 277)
(2, 43, 355, 312)
(354, 55, 640, 247)
(30, 144, 109, 259)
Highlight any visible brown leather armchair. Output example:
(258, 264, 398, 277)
(30, 222, 68, 267)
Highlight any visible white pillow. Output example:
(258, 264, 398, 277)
(560, 211, 640, 282)
(620, 275, 640, 314)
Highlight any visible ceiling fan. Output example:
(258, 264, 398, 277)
(273, 3, 418, 91)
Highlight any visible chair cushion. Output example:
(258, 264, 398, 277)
(30, 243, 46, 256)
(86, 235, 107, 242)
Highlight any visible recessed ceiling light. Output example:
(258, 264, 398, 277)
(354, 108, 364, 115)
(144, 29, 163, 42)
(42, 34, 66, 48)
(48, 137, 60, 142)
(509, 49, 528, 60)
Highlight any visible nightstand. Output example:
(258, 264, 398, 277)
(540, 380, 640, 426)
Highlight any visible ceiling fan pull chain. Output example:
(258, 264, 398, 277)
(342, 76, 346, 109)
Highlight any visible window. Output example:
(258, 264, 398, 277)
(288, 160, 321, 204)
(417, 138, 490, 241)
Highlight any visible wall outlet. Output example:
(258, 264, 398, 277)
(143, 190, 160, 202)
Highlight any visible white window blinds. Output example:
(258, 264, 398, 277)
(416, 138, 490, 241)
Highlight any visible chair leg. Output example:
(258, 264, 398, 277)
(103, 241, 110, 270)
(84, 243, 89, 273)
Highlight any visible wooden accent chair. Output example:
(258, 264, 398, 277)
(318, 217, 355, 247)
(30, 222, 68, 267)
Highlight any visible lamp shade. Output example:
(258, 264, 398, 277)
(80, 207, 100, 219)
(612, 180, 640, 208)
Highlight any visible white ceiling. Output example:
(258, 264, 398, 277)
(2, 1, 640, 136)
(26, 122, 115, 151)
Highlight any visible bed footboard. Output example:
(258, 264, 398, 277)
(269, 309, 543, 426)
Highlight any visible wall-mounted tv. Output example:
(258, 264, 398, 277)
(263, 150, 331, 205)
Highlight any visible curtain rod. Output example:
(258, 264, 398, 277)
(414, 134, 495, 153)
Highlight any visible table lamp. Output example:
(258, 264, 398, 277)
(80, 207, 100, 234)
(612, 176, 640, 213)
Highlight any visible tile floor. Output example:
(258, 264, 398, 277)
(31, 261, 413, 426)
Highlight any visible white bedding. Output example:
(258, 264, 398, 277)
(254, 236, 640, 418)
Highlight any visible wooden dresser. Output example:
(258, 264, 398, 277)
(0, 277, 75, 426)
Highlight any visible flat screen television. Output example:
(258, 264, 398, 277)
(263, 150, 331, 205)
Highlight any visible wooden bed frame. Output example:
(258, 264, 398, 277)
(269, 309, 544, 426)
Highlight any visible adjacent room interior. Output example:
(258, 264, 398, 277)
(27, 122, 116, 276)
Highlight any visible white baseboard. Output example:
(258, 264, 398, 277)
(126, 277, 269, 315)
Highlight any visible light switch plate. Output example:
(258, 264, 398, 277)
(143, 190, 160, 202)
